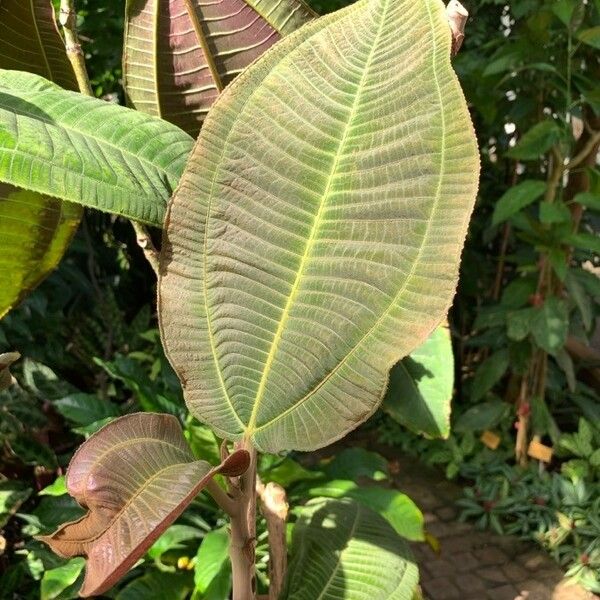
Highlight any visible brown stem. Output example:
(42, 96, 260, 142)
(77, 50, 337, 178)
(229, 441, 257, 600)
(205, 479, 238, 517)
(257, 477, 289, 600)
(59, 0, 93, 96)
(446, 1, 468, 56)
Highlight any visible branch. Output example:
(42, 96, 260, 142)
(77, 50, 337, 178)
(446, 0, 468, 56)
(257, 478, 289, 600)
(567, 129, 600, 171)
(229, 442, 257, 600)
(59, 0, 93, 96)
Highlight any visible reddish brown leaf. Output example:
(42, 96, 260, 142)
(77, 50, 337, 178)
(39, 413, 249, 597)
(123, 0, 316, 137)
(0, 0, 78, 90)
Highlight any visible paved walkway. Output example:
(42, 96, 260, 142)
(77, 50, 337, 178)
(388, 454, 597, 600)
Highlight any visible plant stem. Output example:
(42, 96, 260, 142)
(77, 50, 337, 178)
(59, 0, 93, 96)
(229, 441, 257, 600)
(257, 477, 289, 600)
(59, 0, 162, 275)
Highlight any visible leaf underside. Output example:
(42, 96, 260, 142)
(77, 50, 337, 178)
(38, 413, 249, 598)
(383, 324, 454, 439)
(0, 70, 194, 226)
(159, 0, 479, 453)
(282, 498, 419, 599)
(0, 0, 82, 317)
(124, 0, 316, 137)
(0, 0, 78, 90)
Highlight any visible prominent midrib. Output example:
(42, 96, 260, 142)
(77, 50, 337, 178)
(253, 0, 450, 436)
(245, 0, 389, 436)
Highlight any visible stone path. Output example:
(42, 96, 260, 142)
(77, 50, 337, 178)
(388, 453, 597, 600)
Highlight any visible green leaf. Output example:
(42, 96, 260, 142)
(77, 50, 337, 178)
(539, 202, 571, 224)
(491, 180, 546, 226)
(530, 296, 569, 354)
(506, 121, 562, 160)
(577, 27, 600, 49)
(38, 413, 250, 598)
(260, 455, 323, 488)
(194, 528, 229, 593)
(53, 393, 119, 426)
(470, 349, 510, 402)
(454, 400, 510, 433)
(573, 191, 600, 210)
(564, 271, 593, 331)
(123, 0, 315, 137)
(0, 70, 194, 226)
(567, 232, 600, 255)
(0, 1, 83, 318)
(9, 435, 57, 468)
(147, 524, 203, 561)
(383, 325, 453, 438)
(307, 480, 425, 541)
(40, 558, 85, 600)
(116, 571, 190, 600)
(158, 0, 480, 453)
(0, 184, 81, 318)
(39, 477, 68, 497)
(323, 448, 388, 482)
(507, 308, 535, 341)
(0, 480, 31, 527)
(282, 498, 418, 599)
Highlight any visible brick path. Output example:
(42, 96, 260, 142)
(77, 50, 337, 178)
(390, 455, 597, 600)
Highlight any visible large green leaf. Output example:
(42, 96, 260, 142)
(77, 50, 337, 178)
(383, 325, 453, 439)
(38, 413, 250, 598)
(0, 184, 80, 318)
(307, 480, 425, 541)
(282, 498, 419, 599)
(0, 1, 82, 318)
(0, 70, 194, 226)
(159, 0, 479, 452)
(124, 0, 316, 137)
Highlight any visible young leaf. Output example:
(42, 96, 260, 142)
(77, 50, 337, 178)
(159, 0, 480, 453)
(124, 0, 316, 137)
(0, 0, 78, 90)
(491, 180, 546, 226)
(38, 413, 249, 598)
(282, 498, 419, 599)
(0, 70, 194, 226)
(383, 325, 454, 439)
